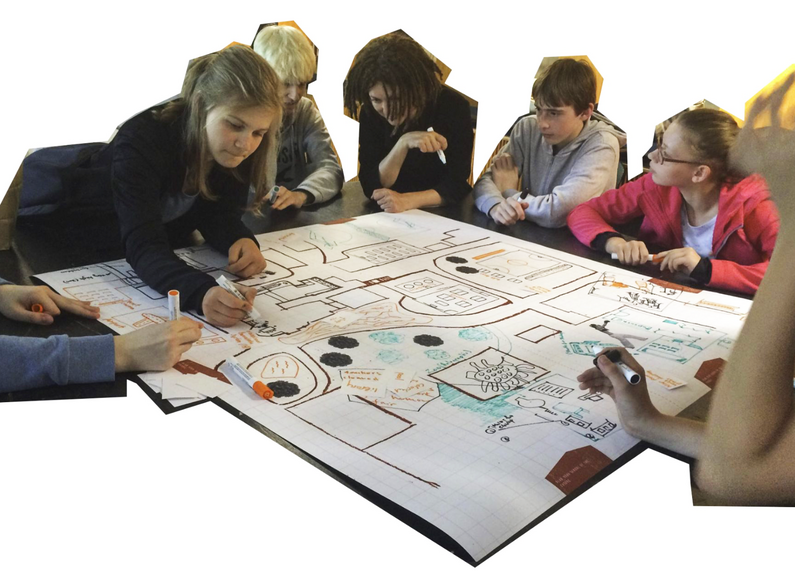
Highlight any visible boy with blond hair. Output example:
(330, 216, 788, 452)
(253, 25, 343, 209)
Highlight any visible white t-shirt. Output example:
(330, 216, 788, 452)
(681, 205, 717, 258)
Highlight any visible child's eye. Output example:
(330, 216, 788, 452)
(227, 120, 243, 130)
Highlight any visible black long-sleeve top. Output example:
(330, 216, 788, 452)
(357, 85, 474, 204)
(106, 107, 257, 313)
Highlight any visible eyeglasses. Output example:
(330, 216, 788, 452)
(655, 133, 705, 166)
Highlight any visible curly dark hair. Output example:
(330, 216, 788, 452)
(344, 32, 441, 131)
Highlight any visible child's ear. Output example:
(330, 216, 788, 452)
(691, 164, 713, 183)
(578, 103, 595, 121)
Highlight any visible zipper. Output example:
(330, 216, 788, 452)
(713, 223, 743, 257)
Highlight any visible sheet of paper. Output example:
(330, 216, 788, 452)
(35, 210, 752, 562)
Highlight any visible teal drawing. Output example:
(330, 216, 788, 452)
(424, 349, 450, 361)
(458, 327, 492, 342)
(439, 383, 520, 421)
(377, 349, 406, 364)
(369, 331, 404, 345)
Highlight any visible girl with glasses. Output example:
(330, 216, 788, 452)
(567, 108, 778, 294)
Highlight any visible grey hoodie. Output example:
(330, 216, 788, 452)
(474, 115, 626, 228)
(276, 97, 344, 204)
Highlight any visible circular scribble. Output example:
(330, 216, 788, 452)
(424, 349, 450, 361)
(413, 334, 444, 347)
(369, 331, 404, 345)
(320, 352, 353, 367)
(377, 349, 406, 365)
(455, 266, 479, 274)
(266, 380, 300, 398)
(458, 327, 492, 341)
(328, 335, 359, 349)
(446, 256, 467, 264)
(500, 436, 510, 443)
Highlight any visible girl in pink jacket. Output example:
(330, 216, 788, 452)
(567, 108, 778, 295)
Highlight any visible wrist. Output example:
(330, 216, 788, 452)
(624, 407, 663, 439)
(604, 237, 626, 253)
(113, 336, 132, 373)
(295, 189, 314, 205)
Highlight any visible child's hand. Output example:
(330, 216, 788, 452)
(0, 284, 100, 325)
(730, 72, 795, 224)
(657, 247, 701, 275)
(271, 186, 309, 210)
(372, 188, 412, 213)
(399, 131, 447, 154)
(227, 238, 267, 278)
(488, 196, 529, 225)
(114, 317, 203, 372)
(577, 347, 659, 437)
(201, 284, 256, 327)
(491, 154, 520, 193)
(606, 237, 650, 266)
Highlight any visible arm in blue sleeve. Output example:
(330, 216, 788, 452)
(0, 334, 116, 392)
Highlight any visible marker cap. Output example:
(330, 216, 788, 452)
(253, 381, 274, 400)
(30, 303, 44, 313)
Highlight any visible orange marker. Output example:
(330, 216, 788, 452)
(224, 357, 274, 400)
(168, 290, 180, 320)
(611, 253, 663, 264)
(30, 303, 44, 313)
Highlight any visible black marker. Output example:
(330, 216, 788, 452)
(592, 346, 641, 385)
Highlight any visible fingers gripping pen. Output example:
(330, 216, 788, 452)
(216, 275, 263, 323)
(592, 346, 641, 385)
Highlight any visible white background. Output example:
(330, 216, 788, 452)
(1, 1, 792, 572)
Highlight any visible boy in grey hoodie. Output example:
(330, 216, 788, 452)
(253, 25, 343, 209)
(474, 58, 625, 228)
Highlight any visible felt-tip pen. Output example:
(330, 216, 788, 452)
(268, 185, 280, 204)
(611, 253, 664, 264)
(592, 345, 641, 385)
(223, 356, 274, 399)
(215, 275, 263, 323)
(168, 290, 180, 320)
(427, 127, 447, 164)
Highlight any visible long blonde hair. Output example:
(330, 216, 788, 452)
(155, 44, 282, 208)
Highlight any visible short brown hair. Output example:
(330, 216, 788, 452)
(531, 58, 596, 115)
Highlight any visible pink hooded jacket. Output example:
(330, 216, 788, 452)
(567, 173, 779, 295)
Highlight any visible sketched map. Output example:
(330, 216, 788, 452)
(36, 210, 751, 563)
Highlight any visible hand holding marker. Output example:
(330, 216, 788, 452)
(427, 127, 446, 164)
(215, 275, 262, 323)
(592, 345, 641, 385)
